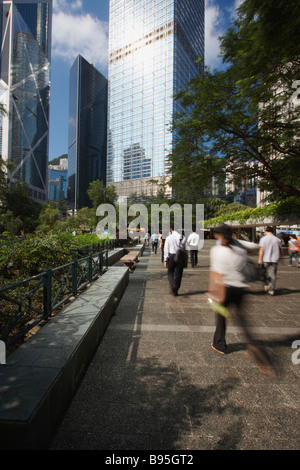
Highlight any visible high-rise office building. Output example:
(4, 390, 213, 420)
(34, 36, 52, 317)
(107, 0, 204, 198)
(48, 157, 67, 202)
(0, 0, 52, 203)
(67, 54, 108, 211)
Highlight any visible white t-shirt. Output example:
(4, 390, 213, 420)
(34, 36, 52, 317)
(259, 233, 282, 263)
(288, 238, 299, 252)
(210, 243, 249, 288)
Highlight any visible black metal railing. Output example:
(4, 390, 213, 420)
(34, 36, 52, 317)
(0, 247, 110, 350)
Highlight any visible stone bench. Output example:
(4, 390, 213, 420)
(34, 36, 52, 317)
(0, 265, 129, 450)
(120, 251, 139, 272)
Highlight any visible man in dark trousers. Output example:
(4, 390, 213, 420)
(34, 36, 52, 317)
(258, 226, 283, 295)
(164, 225, 186, 296)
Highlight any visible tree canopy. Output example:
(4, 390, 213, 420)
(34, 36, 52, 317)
(170, 0, 300, 201)
(87, 180, 118, 209)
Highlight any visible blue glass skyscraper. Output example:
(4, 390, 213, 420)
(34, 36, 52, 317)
(68, 54, 108, 211)
(107, 0, 205, 198)
(0, 0, 52, 203)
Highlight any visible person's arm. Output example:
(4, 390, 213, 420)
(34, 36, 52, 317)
(279, 241, 283, 257)
(258, 246, 264, 264)
(164, 237, 169, 266)
(237, 239, 259, 252)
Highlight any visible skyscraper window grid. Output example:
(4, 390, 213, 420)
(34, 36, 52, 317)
(0, 0, 52, 203)
(107, 0, 204, 198)
(67, 54, 108, 212)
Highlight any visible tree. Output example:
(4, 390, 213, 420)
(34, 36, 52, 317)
(170, 0, 300, 201)
(38, 206, 60, 232)
(87, 180, 118, 209)
(1, 180, 40, 233)
(0, 210, 23, 236)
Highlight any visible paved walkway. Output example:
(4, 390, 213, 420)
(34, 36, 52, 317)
(50, 240, 300, 450)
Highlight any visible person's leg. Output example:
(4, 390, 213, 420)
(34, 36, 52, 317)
(292, 252, 298, 266)
(211, 286, 235, 353)
(212, 314, 227, 353)
(268, 263, 277, 293)
(232, 287, 255, 345)
(231, 287, 275, 376)
(190, 250, 195, 267)
(174, 263, 184, 293)
(167, 254, 176, 291)
(264, 262, 276, 291)
(161, 241, 165, 262)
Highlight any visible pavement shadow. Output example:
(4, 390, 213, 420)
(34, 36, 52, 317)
(247, 287, 300, 297)
(110, 357, 245, 450)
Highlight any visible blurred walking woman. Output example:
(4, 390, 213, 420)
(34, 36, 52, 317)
(208, 224, 275, 376)
(209, 224, 250, 355)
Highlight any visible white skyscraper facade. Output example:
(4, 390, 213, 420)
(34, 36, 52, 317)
(107, 0, 204, 197)
(0, 0, 52, 203)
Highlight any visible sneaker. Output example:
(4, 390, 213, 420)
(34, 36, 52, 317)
(268, 290, 275, 296)
(264, 285, 270, 292)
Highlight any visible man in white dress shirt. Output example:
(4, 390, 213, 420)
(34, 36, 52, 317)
(164, 225, 186, 296)
(187, 228, 200, 267)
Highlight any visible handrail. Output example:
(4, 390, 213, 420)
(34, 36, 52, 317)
(0, 248, 109, 350)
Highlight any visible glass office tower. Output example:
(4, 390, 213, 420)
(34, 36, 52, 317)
(0, 0, 52, 203)
(107, 0, 204, 198)
(68, 54, 108, 211)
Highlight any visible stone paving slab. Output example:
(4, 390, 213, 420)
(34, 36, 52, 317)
(50, 240, 300, 451)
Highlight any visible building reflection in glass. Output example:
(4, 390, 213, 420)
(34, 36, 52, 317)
(0, 0, 52, 203)
(107, 0, 205, 198)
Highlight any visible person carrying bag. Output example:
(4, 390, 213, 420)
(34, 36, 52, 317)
(207, 224, 275, 377)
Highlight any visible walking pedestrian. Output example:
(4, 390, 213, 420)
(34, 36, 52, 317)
(209, 224, 250, 355)
(208, 224, 275, 376)
(288, 234, 299, 267)
(187, 227, 200, 267)
(151, 232, 158, 254)
(258, 226, 283, 295)
(145, 232, 150, 246)
(159, 230, 166, 263)
(164, 225, 186, 296)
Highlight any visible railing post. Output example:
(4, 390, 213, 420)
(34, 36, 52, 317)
(99, 249, 103, 274)
(88, 254, 92, 281)
(72, 255, 78, 295)
(43, 269, 52, 317)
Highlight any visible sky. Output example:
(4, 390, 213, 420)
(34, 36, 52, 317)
(49, 0, 243, 161)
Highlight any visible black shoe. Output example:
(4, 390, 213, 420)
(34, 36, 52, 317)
(211, 343, 225, 355)
(172, 288, 178, 296)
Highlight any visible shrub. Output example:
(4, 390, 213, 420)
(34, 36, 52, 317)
(0, 232, 104, 284)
